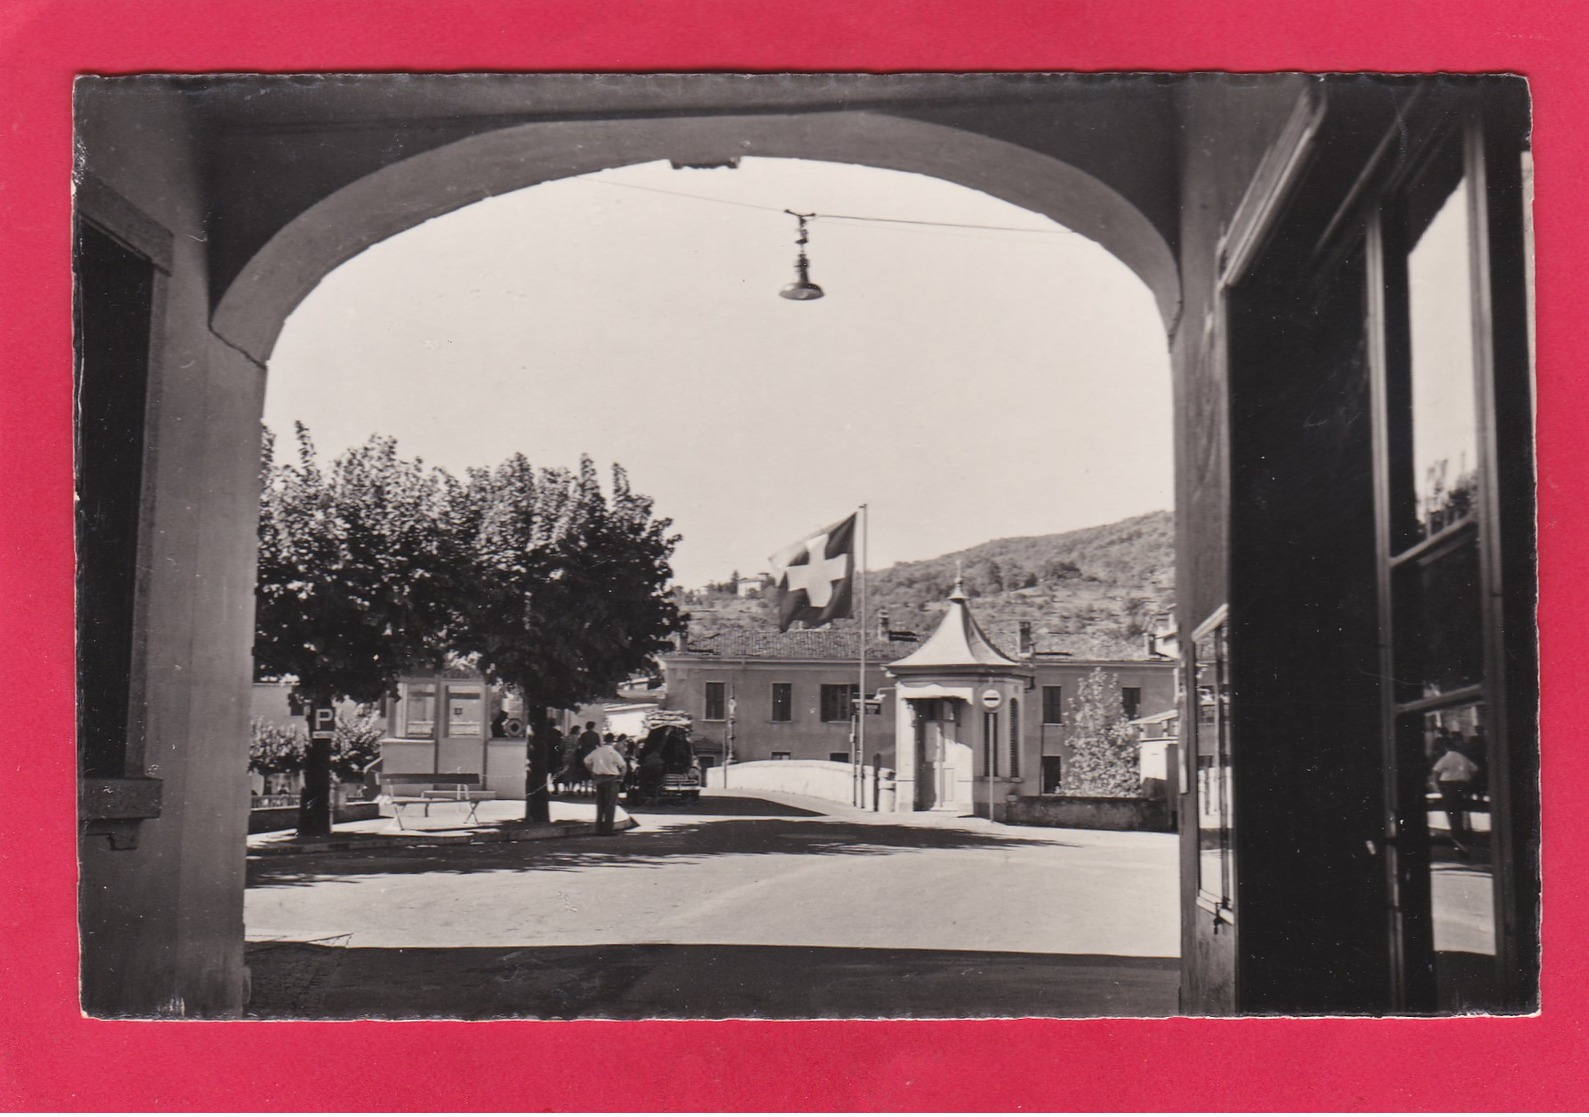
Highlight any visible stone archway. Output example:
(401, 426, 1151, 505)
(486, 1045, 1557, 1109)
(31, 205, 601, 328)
(212, 110, 1180, 365)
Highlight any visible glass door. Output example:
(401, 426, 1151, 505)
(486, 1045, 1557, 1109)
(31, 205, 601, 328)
(1368, 112, 1532, 1012)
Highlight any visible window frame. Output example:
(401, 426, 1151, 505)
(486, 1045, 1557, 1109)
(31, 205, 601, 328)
(703, 681, 727, 722)
(1122, 686, 1142, 721)
(1362, 107, 1533, 1011)
(770, 682, 793, 723)
(1041, 685, 1064, 725)
(74, 177, 176, 840)
(820, 683, 859, 723)
(399, 683, 438, 739)
(1008, 696, 1021, 778)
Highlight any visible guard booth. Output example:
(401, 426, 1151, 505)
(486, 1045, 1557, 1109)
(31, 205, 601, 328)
(381, 668, 526, 797)
(887, 580, 1033, 816)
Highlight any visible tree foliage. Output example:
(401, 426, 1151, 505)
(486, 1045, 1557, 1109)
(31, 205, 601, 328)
(449, 454, 685, 819)
(1060, 667, 1141, 797)
(254, 423, 462, 835)
(449, 453, 683, 709)
(248, 713, 384, 781)
(255, 426, 685, 828)
(255, 423, 458, 707)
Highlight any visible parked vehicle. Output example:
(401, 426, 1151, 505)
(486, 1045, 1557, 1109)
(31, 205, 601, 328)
(629, 722, 701, 805)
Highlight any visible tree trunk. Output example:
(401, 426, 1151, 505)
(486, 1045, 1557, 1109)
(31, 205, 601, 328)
(525, 702, 551, 825)
(297, 697, 334, 838)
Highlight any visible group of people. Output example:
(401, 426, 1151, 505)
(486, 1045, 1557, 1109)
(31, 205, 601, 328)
(543, 722, 696, 835)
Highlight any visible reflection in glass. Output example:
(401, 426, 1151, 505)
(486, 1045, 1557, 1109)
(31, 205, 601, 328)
(1396, 538, 1484, 699)
(1420, 701, 1495, 1011)
(1194, 624, 1232, 909)
(1406, 176, 1479, 542)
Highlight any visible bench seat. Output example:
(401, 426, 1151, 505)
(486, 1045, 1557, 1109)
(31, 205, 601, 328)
(379, 772, 490, 828)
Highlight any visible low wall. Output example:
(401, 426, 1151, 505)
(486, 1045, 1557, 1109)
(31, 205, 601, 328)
(1000, 794, 1171, 832)
(247, 800, 382, 834)
(707, 759, 895, 811)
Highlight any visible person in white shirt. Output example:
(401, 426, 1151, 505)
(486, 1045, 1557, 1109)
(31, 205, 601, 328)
(1432, 741, 1480, 857)
(585, 737, 628, 836)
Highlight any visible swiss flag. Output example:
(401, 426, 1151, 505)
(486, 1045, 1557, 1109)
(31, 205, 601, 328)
(768, 513, 857, 633)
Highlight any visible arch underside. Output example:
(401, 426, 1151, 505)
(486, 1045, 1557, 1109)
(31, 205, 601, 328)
(212, 110, 1181, 364)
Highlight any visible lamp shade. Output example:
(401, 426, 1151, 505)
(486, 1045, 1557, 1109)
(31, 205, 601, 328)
(779, 279, 825, 300)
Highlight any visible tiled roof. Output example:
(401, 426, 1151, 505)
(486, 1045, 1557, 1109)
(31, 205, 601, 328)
(889, 584, 1022, 670)
(675, 626, 899, 660)
(670, 623, 1158, 664)
(982, 625, 1153, 662)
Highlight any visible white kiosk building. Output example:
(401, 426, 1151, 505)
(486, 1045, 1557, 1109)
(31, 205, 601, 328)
(887, 580, 1034, 816)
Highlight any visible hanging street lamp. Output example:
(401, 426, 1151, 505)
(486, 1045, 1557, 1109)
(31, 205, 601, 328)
(778, 210, 824, 301)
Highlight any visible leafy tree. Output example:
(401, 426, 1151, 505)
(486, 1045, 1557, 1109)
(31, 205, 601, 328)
(248, 719, 305, 777)
(248, 712, 384, 782)
(450, 455, 684, 822)
(1060, 667, 1140, 797)
(254, 424, 459, 836)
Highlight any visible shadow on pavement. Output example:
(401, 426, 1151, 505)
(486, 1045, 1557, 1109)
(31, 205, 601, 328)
(245, 940, 1178, 1019)
(248, 816, 1073, 889)
(592, 793, 825, 818)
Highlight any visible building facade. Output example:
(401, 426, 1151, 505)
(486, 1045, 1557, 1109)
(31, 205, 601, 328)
(662, 619, 1177, 798)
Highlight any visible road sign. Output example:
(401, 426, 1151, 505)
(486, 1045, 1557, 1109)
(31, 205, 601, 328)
(310, 706, 336, 741)
(980, 688, 1002, 710)
(852, 697, 883, 715)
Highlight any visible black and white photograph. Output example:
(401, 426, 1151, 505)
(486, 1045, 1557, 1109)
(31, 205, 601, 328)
(74, 71, 1537, 1020)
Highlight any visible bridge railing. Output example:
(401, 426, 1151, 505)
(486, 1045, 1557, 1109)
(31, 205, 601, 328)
(706, 759, 895, 811)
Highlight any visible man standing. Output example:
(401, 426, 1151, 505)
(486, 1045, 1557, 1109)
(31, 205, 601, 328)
(585, 733, 628, 836)
(1432, 739, 1480, 858)
(575, 720, 602, 796)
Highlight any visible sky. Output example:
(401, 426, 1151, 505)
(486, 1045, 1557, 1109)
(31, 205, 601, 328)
(263, 156, 1174, 588)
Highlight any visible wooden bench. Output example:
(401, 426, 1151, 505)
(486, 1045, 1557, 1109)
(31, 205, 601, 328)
(378, 772, 492, 829)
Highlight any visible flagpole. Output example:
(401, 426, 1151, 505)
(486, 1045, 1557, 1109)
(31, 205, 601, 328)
(857, 503, 868, 808)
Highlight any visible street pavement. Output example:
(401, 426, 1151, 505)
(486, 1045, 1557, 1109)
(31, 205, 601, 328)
(245, 788, 1179, 1019)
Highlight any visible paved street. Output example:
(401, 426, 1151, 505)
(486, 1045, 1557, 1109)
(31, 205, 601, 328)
(245, 789, 1179, 1018)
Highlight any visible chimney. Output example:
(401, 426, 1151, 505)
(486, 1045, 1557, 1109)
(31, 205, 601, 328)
(877, 608, 890, 639)
(1018, 621, 1033, 657)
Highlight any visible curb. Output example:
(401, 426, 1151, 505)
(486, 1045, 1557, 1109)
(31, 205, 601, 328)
(247, 816, 637, 857)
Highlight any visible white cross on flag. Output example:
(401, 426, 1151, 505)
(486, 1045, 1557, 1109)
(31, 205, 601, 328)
(768, 512, 857, 633)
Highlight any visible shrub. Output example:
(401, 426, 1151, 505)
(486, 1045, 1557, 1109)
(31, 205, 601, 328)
(1060, 668, 1140, 797)
(248, 712, 384, 781)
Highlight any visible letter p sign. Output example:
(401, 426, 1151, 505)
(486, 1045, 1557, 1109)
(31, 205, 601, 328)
(311, 707, 336, 741)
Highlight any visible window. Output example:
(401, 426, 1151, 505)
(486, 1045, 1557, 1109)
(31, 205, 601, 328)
(1009, 697, 1021, 777)
(77, 223, 156, 781)
(1041, 756, 1064, 794)
(1042, 686, 1064, 725)
(1192, 613, 1232, 916)
(1366, 127, 1523, 1011)
(771, 682, 793, 722)
(771, 751, 792, 761)
(445, 686, 482, 737)
(829, 752, 850, 764)
(402, 684, 436, 738)
(704, 681, 726, 721)
(1122, 687, 1142, 720)
(820, 683, 859, 722)
(983, 711, 999, 776)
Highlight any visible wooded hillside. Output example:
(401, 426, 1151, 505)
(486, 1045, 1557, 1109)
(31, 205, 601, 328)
(684, 509, 1174, 656)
